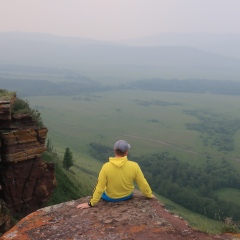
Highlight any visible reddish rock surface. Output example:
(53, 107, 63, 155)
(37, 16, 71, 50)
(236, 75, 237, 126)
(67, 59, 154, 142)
(0, 157, 55, 216)
(1, 191, 239, 240)
(0, 128, 47, 162)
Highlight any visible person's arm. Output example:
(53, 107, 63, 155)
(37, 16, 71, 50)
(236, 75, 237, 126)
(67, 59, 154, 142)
(77, 165, 107, 209)
(135, 164, 153, 198)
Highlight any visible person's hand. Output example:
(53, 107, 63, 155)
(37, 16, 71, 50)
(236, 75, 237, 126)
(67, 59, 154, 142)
(76, 202, 90, 209)
(151, 194, 156, 199)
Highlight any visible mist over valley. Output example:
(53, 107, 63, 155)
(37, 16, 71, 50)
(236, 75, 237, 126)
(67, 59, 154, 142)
(1, 32, 240, 83)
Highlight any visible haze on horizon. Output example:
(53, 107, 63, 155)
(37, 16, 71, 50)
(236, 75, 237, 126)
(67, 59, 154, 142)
(1, 0, 240, 41)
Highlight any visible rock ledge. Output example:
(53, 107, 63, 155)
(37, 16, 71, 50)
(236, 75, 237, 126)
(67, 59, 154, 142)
(1, 191, 238, 240)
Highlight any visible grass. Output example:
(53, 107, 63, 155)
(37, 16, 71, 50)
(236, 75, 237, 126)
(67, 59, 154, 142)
(215, 188, 240, 206)
(154, 192, 224, 234)
(43, 151, 93, 205)
(27, 90, 240, 166)
(27, 90, 240, 172)
(0, 89, 15, 101)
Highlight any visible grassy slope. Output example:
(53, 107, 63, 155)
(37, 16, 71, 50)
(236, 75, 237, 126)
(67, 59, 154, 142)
(42, 151, 92, 205)
(27, 89, 240, 233)
(155, 193, 224, 234)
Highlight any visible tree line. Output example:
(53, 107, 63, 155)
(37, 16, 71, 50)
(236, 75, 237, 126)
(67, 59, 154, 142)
(130, 79, 240, 96)
(0, 79, 111, 97)
(135, 152, 240, 221)
(2, 78, 240, 98)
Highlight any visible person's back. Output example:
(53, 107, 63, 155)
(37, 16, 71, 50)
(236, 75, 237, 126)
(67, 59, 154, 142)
(77, 140, 154, 209)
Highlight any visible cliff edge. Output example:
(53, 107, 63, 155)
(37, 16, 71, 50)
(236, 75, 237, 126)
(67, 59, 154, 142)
(0, 90, 56, 233)
(1, 191, 239, 240)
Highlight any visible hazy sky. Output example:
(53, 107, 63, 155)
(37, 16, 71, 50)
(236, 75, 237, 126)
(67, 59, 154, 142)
(1, 0, 240, 40)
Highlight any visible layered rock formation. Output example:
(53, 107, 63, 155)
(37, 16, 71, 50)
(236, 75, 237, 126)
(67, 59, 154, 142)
(0, 91, 56, 233)
(1, 191, 238, 240)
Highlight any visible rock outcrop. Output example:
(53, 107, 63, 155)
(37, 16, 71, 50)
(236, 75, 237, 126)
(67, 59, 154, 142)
(0, 91, 56, 233)
(1, 191, 239, 240)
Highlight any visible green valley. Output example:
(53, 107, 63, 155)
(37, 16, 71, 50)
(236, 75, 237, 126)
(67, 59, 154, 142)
(25, 89, 240, 233)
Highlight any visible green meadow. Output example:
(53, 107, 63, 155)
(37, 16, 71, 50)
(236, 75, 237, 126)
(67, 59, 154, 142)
(28, 89, 240, 167)
(27, 89, 240, 232)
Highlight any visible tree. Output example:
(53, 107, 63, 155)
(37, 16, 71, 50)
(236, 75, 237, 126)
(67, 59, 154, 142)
(46, 138, 53, 152)
(63, 148, 73, 171)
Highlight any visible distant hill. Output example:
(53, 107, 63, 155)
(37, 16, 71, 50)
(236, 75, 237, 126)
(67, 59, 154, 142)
(1, 32, 240, 81)
(118, 32, 240, 60)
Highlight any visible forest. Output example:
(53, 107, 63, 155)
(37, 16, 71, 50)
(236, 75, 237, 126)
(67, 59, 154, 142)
(0, 78, 110, 97)
(184, 109, 240, 152)
(89, 142, 240, 221)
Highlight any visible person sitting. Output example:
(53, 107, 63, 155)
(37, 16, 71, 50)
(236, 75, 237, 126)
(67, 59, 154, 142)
(77, 140, 154, 209)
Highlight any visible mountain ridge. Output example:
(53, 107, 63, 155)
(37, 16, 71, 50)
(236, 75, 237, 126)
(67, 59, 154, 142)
(117, 32, 240, 60)
(1, 31, 240, 81)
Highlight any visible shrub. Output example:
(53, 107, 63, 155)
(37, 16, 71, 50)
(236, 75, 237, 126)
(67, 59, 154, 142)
(222, 217, 240, 233)
(12, 98, 43, 127)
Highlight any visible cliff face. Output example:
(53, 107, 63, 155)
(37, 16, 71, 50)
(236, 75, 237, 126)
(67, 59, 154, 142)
(0, 92, 56, 233)
(1, 190, 238, 240)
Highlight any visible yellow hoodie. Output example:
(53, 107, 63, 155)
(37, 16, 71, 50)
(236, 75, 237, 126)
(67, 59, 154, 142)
(90, 156, 153, 206)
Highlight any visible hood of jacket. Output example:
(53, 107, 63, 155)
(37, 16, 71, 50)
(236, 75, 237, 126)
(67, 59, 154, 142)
(109, 156, 128, 168)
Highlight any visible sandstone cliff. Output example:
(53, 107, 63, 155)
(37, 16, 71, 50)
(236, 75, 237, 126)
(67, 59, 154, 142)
(0, 90, 56, 233)
(1, 190, 239, 240)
